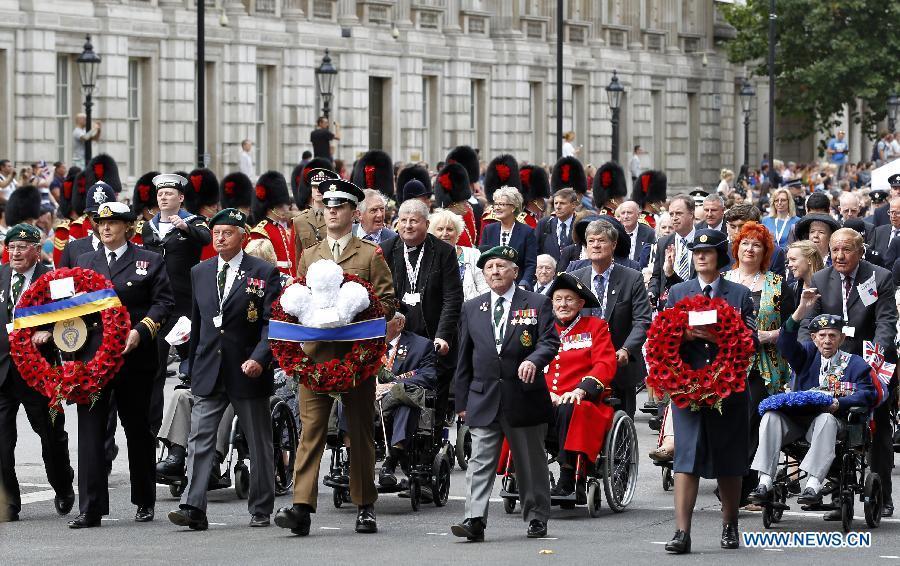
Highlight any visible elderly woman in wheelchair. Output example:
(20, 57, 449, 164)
(749, 289, 877, 512)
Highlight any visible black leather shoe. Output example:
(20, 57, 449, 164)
(665, 530, 691, 554)
(54, 492, 76, 516)
(168, 507, 208, 531)
(797, 487, 823, 506)
(355, 505, 377, 534)
(787, 479, 802, 495)
(748, 484, 771, 504)
(526, 519, 547, 538)
(156, 445, 186, 479)
(551, 469, 575, 497)
(379, 456, 398, 487)
(823, 509, 841, 521)
(274, 506, 311, 536)
(249, 513, 270, 527)
(135, 506, 154, 522)
(451, 517, 485, 541)
(68, 513, 101, 529)
(882, 500, 894, 517)
(721, 522, 739, 549)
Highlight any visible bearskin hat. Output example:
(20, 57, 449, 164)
(397, 165, 431, 203)
(351, 150, 394, 198)
(445, 145, 480, 186)
(433, 163, 471, 207)
(291, 157, 334, 208)
(551, 156, 587, 195)
(6, 186, 43, 225)
(185, 168, 220, 214)
(85, 153, 121, 194)
(220, 172, 254, 211)
(632, 170, 667, 206)
(484, 154, 521, 203)
(519, 164, 551, 201)
(131, 171, 160, 216)
(593, 161, 628, 207)
(251, 171, 291, 223)
(71, 171, 89, 216)
(58, 166, 81, 219)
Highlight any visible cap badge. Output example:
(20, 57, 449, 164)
(699, 234, 708, 243)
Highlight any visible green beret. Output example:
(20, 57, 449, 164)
(809, 314, 844, 333)
(4, 224, 41, 245)
(477, 245, 519, 269)
(209, 208, 249, 229)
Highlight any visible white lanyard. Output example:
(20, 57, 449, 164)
(841, 274, 852, 324)
(403, 243, 425, 293)
(773, 218, 790, 245)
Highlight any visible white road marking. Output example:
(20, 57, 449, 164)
(538, 537, 558, 540)
(879, 557, 900, 560)
(209, 522, 227, 526)
(447, 495, 502, 503)
(19, 483, 52, 488)
(101, 518, 120, 522)
(320, 526, 341, 530)
(426, 532, 448, 536)
(763, 549, 784, 552)
(649, 541, 667, 545)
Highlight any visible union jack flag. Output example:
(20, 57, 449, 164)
(863, 341, 894, 407)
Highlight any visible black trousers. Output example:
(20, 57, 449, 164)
(741, 371, 769, 502)
(612, 382, 636, 420)
(77, 359, 157, 516)
(0, 373, 73, 515)
(870, 399, 894, 504)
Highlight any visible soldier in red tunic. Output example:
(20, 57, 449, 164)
(434, 162, 478, 247)
(633, 170, 667, 229)
(249, 171, 295, 276)
(67, 171, 91, 241)
(544, 272, 617, 497)
(520, 164, 551, 229)
(550, 156, 588, 215)
(445, 145, 485, 238)
(479, 154, 521, 238)
(593, 161, 629, 217)
(52, 166, 82, 265)
(185, 168, 221, 260)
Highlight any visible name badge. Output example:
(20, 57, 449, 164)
(5, 323, 13, 334)
(842, 326, 856, 338)
(213, 314, 223, 328)
(403, 292, 421, 306)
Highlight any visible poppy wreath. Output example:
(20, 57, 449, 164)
(645, 295, 755, 413)
(270, 273, 387, 394)
(9, 268, 130, 414)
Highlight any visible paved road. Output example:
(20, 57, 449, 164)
(2, 379, 900, 564)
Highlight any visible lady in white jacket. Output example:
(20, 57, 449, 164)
(428, 209, 488, 302)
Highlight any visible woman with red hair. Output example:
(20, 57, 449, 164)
(723, 221, 795, 507)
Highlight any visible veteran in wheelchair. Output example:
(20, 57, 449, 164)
(499, 273, 638, 517)
(749, 288, 880, 530)
(327, 311, 452, 510)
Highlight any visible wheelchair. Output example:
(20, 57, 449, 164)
(324, 390, 454, 511)
(499, 399, 639, 517)
(649, 403, 674, 491)
(757, 406, 883, 532)
(157, 374, 300, 500)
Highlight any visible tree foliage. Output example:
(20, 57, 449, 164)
(722, 0, 900, 140)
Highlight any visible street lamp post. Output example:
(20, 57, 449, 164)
(888, 92, 899, 133)
(197, 0, 206, 168)
(739, 77, 756, 172)
(605, 71, 625, 163)
(315, 50, 338, 120)
(76, 35, 101, 164)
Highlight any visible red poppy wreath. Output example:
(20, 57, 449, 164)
(270, 273, 387, 394)
(10, 268, 130, 414)
(645, 295, 755, 412)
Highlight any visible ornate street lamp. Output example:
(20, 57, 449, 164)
(739, 77, 756, 171)
(76, 35, 101, 163)
(605, 70, 625, 163)
(887, 92, 899, 133)
(315, 50, 338, 120)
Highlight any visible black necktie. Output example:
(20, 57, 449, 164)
(558, 221, 568, 247)
(703, 284, 712, 298)
(218, 263, 230, 301)
(108, 251, 117, 267)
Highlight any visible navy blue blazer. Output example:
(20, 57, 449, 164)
(58, 235, 98, 268)
(776, 321, 876, 410)
(0, 262, 50, 389)
(479, 221, 538, 287)
(389, 330, 437, 390)
(535, 216, 574, 261)
(454, 287, 560, 427)
(188, 254, 282, 399)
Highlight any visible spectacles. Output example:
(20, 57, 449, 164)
(6, 244, 35, 253)
(888, 210, 900, 216)
(552, 296, 583, 305)
(493, 202, 514, 208)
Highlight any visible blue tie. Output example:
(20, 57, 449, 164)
(592, 274, 607, 318)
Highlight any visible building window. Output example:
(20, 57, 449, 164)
(56, 55, 70, 163)
(470, 79, 486, 154)
(255, 66, 267, 170)
(530, 81, 545, 161)
(127, 59, 141, 176)
(312, 0, 335, 19)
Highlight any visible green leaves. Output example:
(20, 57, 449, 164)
(723, 0, 900, 141)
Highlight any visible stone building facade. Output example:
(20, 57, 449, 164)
(1, 0, 793, 195)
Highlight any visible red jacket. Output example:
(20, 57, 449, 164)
(249, 218, 296, 276)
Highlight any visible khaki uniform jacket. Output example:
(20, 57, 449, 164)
(296, 234, 396, 364)
(292, 208, 327, 254)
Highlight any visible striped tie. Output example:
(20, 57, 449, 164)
(675, 238, 690, 281)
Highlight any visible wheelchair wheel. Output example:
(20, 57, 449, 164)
(169, 483, 185, 498)
(762, 503, 775, 529)
(503, 497, 516, 514)
(432, 453, 451, 507)
(271, 399, 299, 496)
(587, 480, 602, 518)
(234, 464, 249, 500)
(840, 496, 854, 533)
(456, 425, 471, 471)
(772, 486, 786, 523)
(602, 411, 638, 512)
(410, 478, 421, 512)
(661, 467, 673, 492)
(333, 488, 343, 509)
(864, 473, 883, 528)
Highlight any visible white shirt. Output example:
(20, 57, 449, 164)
(626, 229, 638, 260)
(216, 250, 244, 304)
(326, 232, 353, 260)
(0, 175, 16, 200)
(239, 150, 256, 180)
(158, 219, 174, 239)
(696, 273, 721, 298)
(489, 285, 516, 353)
(629, 154, 642, 179)
(90, 234, 101, 251)
(562, 141, 576, 158)
(103, 242, 128, 264)
(819, 355, 834, 387)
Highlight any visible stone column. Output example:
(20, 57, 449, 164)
(282, 0, 305, 18)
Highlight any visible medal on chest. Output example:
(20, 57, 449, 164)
(134, 261, 149, 276)
(246, 277, 266, 297)
(246, 301, 258, 323)
(520, 329, 533, 347)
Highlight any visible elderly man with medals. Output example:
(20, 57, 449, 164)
(543, 272, 618, 498)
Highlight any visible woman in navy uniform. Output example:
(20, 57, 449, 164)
(663, 229, 757, 554)
(68, 201, 175, 528)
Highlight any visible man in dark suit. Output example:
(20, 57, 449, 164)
(724, 204, 786, 277)
(167, 208, 281, 531)
(615, 200, 656, 265)
(375, 312, 437, 486)
(451, 245, 560, 542)
(873, 196, 900, 259)
(380, 198, 463, 421)
(867, 188, 890, 227)
(354, 189, 397, 244)
(141, 174, 212, 435)
(799, 227, 898, 517)
(0, 225, 74, 521)
(69, 201, 174, 528)
(533, 254, 556, 295)
(695, 194, 726, 232)
(648, 195, 696, 309)
(570, 219, 652, 418)
(535, 188, 578, 261)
